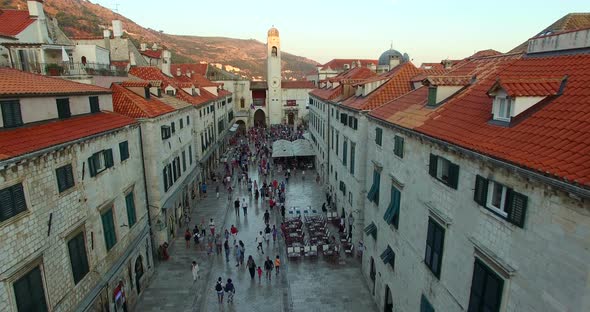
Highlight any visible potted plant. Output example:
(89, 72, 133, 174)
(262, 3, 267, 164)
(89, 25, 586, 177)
(45, 63, 62, 76)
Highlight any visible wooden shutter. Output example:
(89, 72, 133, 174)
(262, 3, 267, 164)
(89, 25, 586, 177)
(65, 165, 74, 189)
(56, 98, 71, 119)
(126, 192, 136, 226)
(375, 171, 380, 205)
(14, 266, 48, 312)
(182, 151, 187, 172)
(68, 233, 89, 284)
(429, 154, 438, 177)
(505, 190, 527, 228)
(474, 175, 488, 206)
(104, 149, 114, 168)
(119, 141, 129, 161)
(468, 261, 486, 312)
(163, 168, 168, 191)
(448, 163, 460, 189)
(1, 100, 23, 128)
(0, 187, 14, 222)
(89, 96, 100, 113)
(12, 183, 26, 216)
(88, 155, 97, 177)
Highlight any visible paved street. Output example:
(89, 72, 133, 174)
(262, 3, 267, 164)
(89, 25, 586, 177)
(135, 165, 378, 312)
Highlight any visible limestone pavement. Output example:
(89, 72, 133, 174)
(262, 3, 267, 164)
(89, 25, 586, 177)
(135, 165, 378, 312)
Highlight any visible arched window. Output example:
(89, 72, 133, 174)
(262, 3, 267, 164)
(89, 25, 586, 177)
(271, 46, 277, 57)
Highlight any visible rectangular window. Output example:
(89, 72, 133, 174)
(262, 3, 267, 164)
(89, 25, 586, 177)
(496, 97, 512, 120)
(335, 130, 339, 156)
(367, 169, 381, 205)
(101, 208, 117, 251)
(56, 164, 75, 193)
(166, 164, 173, 188)
(163, 167, 169, 191)
(175, 156, 181, 179)
(180, 118, 184, 129)
(375, 127, 383, 146)
(182, 151, 187, 172)
(161, 125, 171, 140)
(1, 100, 23, 128)
(119, 141, 129, 162)
(189, 145, 193, 165)
(89, 96, 100, 113)
(341, 113, 348, 125)
(474, 175, 527, 228)
(425, 218, 444, 278)
(0, 183, 27, 222)
(428, 154, 459, 189)
(331, 127, 334, 150)
(88, 149, 114, 177)
(342, 139, 348, 166)
(350, 142, 355, 175)
(56, 98, 71, 119)
(186, 115, 190, 125)
(68, 231, 89, 284)
(339, 181, 346, 194)
(13, 266, 48, 312)
(166, 89, 175, 96)
(171, 122, 176, 134)
(125, 192, 137, 227)
(348, 116, 354, 128)
(394, 135, 404, 158)
(468, 259, 504, 312)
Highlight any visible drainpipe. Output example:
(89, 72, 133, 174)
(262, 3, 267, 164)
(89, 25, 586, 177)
(138, 125, 156, 263)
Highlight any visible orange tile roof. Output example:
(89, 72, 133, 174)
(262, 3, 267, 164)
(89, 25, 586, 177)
(171, 63, 208, 76)
(489, 77, 564, 97)
(0, 112, 137, 161)
(310, 67, 377, 101)
(0, 68, 111, 98)
(281, 81, 315, 89)
(320, 59, 377, 71)
(0, 9, 35, 37)
(140, 50, 162, 59)
(129, 67, 176, 89)
(112, 84, 175, 118)
(420, 63, 444, 70)
(373, 52, 590, 188)
(424, 75, 473, 86)
(341, 62, 422, 110)
(121, 80, 151, 88)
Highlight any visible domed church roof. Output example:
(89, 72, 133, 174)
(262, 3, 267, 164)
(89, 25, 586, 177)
(268, 27, 279, 37)
(378, 49, 407, 65)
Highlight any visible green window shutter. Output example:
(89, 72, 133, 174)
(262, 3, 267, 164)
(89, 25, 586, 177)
(56, 165, 74, 192)
(88, 155, 97, 177)
(14, 266, 48, 312)
(448, 163, 460, 189)
(375, 171, 381, 205)
(474, 175, 488, 206)
(56, 98, 71, 119)
(0, 187, 14, 222)
(126, 192, 136, 227)
(68, 232, 89, 284)
(12, 183, 27, 216)
(505, 190, 527, 228)
(427, 87, 437, 106)
(104, 149, 114, 168)
(394, 136, 404, 158)
(182, 151, 187, 172)
(1, 100, 24, 128)
(420, 294, 435, 312)
(89, 96, 100, 113)
(428, 154, 438, 177)
(102, 209, 117, 251)
(189, 145, 193, 165)
(119, 141, 129, 161)
(350, 143, 355, 175)
(343, 141, 347, 166)
(163, 168, 168, 191)
(375, 128, 382, 146)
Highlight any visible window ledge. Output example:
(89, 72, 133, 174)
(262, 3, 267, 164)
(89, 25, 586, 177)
(423, 200, 453, 226)
(0, 210, 31, 229)
(388, 173, 405, 190)
(468, 236, 516, 279)
(58, 185, 77, 197)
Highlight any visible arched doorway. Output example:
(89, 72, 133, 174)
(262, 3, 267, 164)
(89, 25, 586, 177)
(288, 112, 295, 125)
(236, 120, 246, 134)
(254, 109, 266, 127)
(370, 257, 376, 295)
(135, 255, 144, 294)
(384, 285, 393, 312)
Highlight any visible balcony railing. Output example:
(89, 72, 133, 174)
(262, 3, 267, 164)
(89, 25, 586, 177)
(253, 98, 266, 107)
(19, 62, 128, 77)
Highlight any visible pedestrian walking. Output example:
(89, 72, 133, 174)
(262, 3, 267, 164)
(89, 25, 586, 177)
(234, 198, 240, 216)
(224, 228, 230, 241)
(239, 241, 245, 265)
(200, 217, 206, 237)
(235, 242, 241, 267)
(272, 225, 277, 242)
(264, 256, 273, 281)
(256, 232, 264, 254)
(215, 277, 224, 303)
(207, 234, 214, 255)
(280, 204, 286, 220)
(264, 224, 271, 246)
(263, 210, 270, 225)
(215, 234, 222, 255)
(184, 213, 191, 228)
(230, 224, 238, 244)
(257, 266, 263, 282)
(275, 256, 281, 275)
(224, 239, 230, 262)
(247, 256, 256, 279)
(225, 278, 235, 303)
(216, 184, 220, 199)
(191, 261, 200, 281)
(201, 182, 208, 197)
(209, 218, 216, 236)
(184, 229, 191, 248)
(242, 198, 248, 215)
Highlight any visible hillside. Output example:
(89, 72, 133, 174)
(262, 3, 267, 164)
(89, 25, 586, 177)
(3, 0, 319, 79)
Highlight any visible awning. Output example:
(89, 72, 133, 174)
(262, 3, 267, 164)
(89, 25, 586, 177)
(380, 246, 395, 267)
(383, 188, 400, 224)
(229, 123, 239, 132)
(292, 139, 315, 156)
(363, 222, 377, 240)
(272, 139, 315, 158)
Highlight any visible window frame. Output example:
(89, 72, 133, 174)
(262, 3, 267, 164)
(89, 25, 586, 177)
(67, 230, 90, 284)
(429, 154, 459, 189)
(1, 99, 24, 128)
(125, 191, 137, 227)
(88, 149, 114, 177)
(487, 181, 508, 217)
(467, 259, 504, 312)
(119, 141, 129, 162)
(56, 98, 71, 119)
(424, 217, 445, 279)
(394, 135, 404, 158)
(56, 164, 75, 193)
(101, 207, 117, 251)
(375, 127, 383, 146)
(13, 266, 48, 312)
(495, 96, 512, 121)
(0, 183, 28, 222)
(89, 96, 100, 113)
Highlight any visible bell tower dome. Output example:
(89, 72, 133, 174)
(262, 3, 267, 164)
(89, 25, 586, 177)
(267, 26, 282, 125)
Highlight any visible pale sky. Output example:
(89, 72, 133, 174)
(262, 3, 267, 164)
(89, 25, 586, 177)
(93, 0, 589, 65)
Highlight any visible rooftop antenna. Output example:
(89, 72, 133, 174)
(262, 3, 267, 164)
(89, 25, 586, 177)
(113, 1, 120, 13)
(390, 41, 393, 49)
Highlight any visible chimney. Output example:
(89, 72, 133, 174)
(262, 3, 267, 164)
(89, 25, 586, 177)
(140, 43, 147, 51)
(27, 0, 45, 19)
(112, 20, 123, 38)
(103, 29, 111, 53)
(161, 50, 171, 76)
(176, 67, 181, 77)
(442, 59, 452, 69)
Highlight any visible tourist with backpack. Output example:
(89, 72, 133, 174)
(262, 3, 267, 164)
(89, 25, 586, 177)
(225, 278, 235, 303)
(264, 256, 273, 281)
(215, 277, 224, 303)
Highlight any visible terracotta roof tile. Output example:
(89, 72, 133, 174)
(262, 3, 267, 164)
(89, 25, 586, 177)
(0, 112, 137, 161)
(320, 59, 377, 71)
(281, 81, 315, 89)
(489, 77, 564, 97)
(140, 50, 162, 59)
(0, 9, 35, 37)
(341, 62, 422, 110)
(112, 84, 175, 118)
(121, 80, 151, 88)
(171, 63, 208, 76)
(0, 68, 110, 97)
(424, 75, 473, 86)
